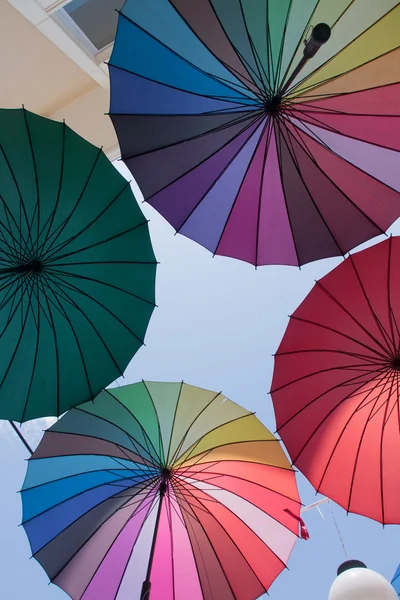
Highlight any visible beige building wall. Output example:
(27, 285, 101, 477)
(0, 0, 119, 158)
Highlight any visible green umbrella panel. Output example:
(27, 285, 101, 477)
(0, 108, 157, 422)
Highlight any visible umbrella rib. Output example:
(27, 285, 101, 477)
(47, 480, 159, 586)
(279, 111, 394, 250)
(0, 273, 28, 316)
(22, 109, 41, 256)
(116, 10, 258, 100)
(179, 465, 302, 508)
(168, 390, 223, 467)
(22, 461, 158, 495)
(22, 469, 159, 522)
(290, 303, 391, 361)
(178, 440, 292, 480)
(37, 121, 67, 251)
(274, 0, 294, 94)
(291, 52, 400, 101)
(169, 4, 262, 96)
(237, 0, 271, 96)
(144, 111, 264, 203)
(175, 474, 300, 541)
(165, 381, 184, 466)
(45, 266, 156, 308)
(318, 276, 393, 356)
(214, 118, 270, 263)
(347, 253, 397, 355)
(379, 371, 395, 524)
(278, 0, 318, 92)
(0, 199, 26, 261)
(141, 380, 166, 465)
(0, 280, 37, 402)
(32, 430, 156, 469)
(114, 490, 162, 600)
(165, 493, 177, 600)
(43, 269, 146, 354)
(35, 278, 61, 418)
(76, 404, 162, 469)
(275, 348, 387, 366)
(109, 63, 257, 115)
(118, 110, 264, 162)
(386, 236, 400, 354)
(3, 277, 24, 325)
(45, 221, 154, 265)
(291, 96, 400, 118)
(39, 272, 95, 399)
(0, 141, 34, 252)
(174, 412, 254, 466)
(273, 119, 301, 265)
(41, 180, 132, 262)
(168, 487, 218, 599)
(275, 363, 389, 431)
(346, 370, 396, 518)
(204, 0, 266, 93)
(172, 493, 227, 600)
(104, 388, 164, 467)
(175, 114, 266, 233)
(286, 101, 400, 161)
(382, 370, 400, 426)
(37, 146, 103, 259)
(255, 119, 273, 266)
(173, 476, 276, 590)
(291, 367, 392, 479)
(20, 275, 60, 423)
(288, 5, 400, 98)
(276, 116, 345, 255)
(172, 480, 248, 599)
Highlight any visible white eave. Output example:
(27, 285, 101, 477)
(7, 0, 110, 88)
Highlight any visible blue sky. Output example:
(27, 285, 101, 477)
(1, 163, 399, 599)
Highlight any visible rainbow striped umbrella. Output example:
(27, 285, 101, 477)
(109, 1, 400, 267)
(21, 381, 302, 600)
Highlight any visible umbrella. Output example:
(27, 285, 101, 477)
(108, 1, 400, 267)
(392, 564, 400, 596)
(271, 236, 400, 524)
(0, 108, 157, 422)
(21, 381, 303, 600)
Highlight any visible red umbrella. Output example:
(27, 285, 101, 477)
(271, 237, 400, 524)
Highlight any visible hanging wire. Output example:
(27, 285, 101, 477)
(328, 500, 348, 559)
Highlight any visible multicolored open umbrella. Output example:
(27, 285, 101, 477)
(392, 564, 400, 596)
(21, 381, 302, 600)
(271, 237, 400, 524)
(0, 108, 156, 422)
(109, 1, 400, 267)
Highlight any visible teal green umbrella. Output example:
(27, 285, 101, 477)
(0, 108, 157, 422)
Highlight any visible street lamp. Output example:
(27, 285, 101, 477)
(329, 560, 398, 600)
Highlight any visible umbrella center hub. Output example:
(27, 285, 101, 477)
(162, 468, 171, 481)
(15, 259, 44, 274)
(391, 356, 400, 370)
(265, 95, 282, 114)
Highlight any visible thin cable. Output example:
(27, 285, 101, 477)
(328, 501, 348, 559)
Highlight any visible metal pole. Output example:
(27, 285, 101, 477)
(300, 497, 329, 514)
(9, 421, 33, 455)
(280, 23, 331, 96)
(140, 477, 168, 600)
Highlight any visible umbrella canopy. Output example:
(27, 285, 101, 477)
(109, 0, 400, 267)
(271, 237, 400, 524)
(21, 381, 302, 600)
(0, 108, 157, 422)
(392, 565, 400, 596)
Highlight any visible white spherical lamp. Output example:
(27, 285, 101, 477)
(329, 560, 398, 600)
